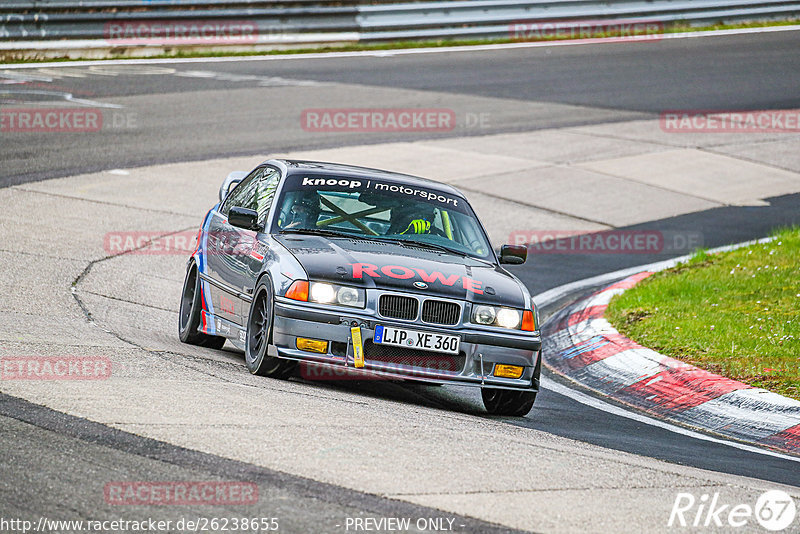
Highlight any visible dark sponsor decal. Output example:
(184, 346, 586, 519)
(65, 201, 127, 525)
(297, 177, 460, 209)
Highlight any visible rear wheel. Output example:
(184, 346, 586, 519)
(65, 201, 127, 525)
(481, 388, 537, 416)
(178, 264, 226, 349)
(245, 279, 296, 379)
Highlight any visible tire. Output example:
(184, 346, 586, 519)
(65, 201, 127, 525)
(178, 263, 227, 349)
(245, 278, 296, 379)
(481, 388, 537, 417)
(532, 350, 542, 390)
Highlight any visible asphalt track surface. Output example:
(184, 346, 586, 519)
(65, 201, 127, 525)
(2, 29, 800, 532)
(2, 30, 800, 185)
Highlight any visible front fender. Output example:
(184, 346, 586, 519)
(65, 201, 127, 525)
(259, 235, 308, 299)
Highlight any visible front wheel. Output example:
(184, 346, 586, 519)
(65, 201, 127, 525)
(245, 279, 296, 379)
(178, 264, 226, 349)
(481, 388, 537, 416)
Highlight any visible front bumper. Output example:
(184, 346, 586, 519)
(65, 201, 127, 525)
(272, 299, 542, 391)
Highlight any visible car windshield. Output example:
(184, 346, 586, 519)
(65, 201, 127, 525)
(272, 174, 493, 259)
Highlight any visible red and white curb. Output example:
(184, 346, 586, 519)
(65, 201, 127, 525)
(542, 270, 800, 456)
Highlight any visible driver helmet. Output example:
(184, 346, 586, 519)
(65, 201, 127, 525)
(289, 194, 320, 228)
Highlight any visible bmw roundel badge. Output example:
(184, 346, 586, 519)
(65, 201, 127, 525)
(413, 281, 428, 289)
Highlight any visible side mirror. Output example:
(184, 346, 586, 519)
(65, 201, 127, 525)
(219, 171, 248, 203)
(228, 207, 260, 231)
(499, 244, 527, 265)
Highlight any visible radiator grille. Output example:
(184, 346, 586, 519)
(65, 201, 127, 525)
(421, 299, 460, 325)
(379, 294, 418, 321)
(363, 341, 465, 374)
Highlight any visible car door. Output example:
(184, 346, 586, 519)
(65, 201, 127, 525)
(206, 166, 281, 326)
(205, 166, 265, 326)
(237, 166, 281, 324)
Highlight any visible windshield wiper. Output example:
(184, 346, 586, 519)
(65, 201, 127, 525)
(350, 234, 473, 258)
(396, 240, 471, 257)
(396, 239, 496, 264)
(279, 228, 358, 239)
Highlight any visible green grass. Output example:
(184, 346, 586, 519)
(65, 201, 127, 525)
(3, 18, 799, 64)
(606, 227, 800, 401)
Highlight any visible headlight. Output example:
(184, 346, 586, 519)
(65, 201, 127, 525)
(473, 305, 497, 325)
(309, 282, 336, 303)
(337, 286, 361, 306)
(496, 308, 521, 329)
(308, 282, 365, 308)
(472, 305, 522, 329)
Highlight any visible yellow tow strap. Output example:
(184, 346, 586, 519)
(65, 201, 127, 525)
(351, 326, 364, 368)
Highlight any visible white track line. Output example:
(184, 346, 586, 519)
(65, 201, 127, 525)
(534, 236, 800, 463)
(2, 25, 799, 70)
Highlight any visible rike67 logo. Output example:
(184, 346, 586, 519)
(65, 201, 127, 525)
(669, 490, 797, 531)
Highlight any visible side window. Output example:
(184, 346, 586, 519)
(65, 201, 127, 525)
(255, 168, 281, 227)
(221, 167, 264, 216)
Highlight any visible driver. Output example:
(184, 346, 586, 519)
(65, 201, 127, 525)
(284, 194, 320, 229)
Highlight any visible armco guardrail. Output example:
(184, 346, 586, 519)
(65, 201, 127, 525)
(1, 0, 799, 48)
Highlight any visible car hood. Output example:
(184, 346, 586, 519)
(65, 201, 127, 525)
(275, 234, 526, 307)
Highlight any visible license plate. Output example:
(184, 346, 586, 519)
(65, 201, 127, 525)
(373, 325, 460, 355)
